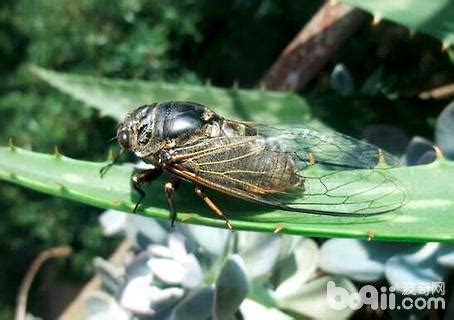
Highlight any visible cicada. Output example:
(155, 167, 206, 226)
(112, 101, 406, 229)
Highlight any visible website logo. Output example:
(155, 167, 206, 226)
(326, 281, 445, 311)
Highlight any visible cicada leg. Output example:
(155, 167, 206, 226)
(100, 149, 125, 177)
(131, 168, 163, 213)
(164, 176, 181, 227)
(194, 186, 233, 231)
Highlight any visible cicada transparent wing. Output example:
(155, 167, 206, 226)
(166, 125, 407, 216)
(255, 126, 407, 215)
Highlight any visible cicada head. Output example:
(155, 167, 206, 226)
(117, 102, 218, 162)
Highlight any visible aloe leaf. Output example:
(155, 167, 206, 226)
(20, 67, 454, 241)
(31, 66, 315, 126)
(340, 0, 454, 48)
(31, 67, 422, 136)
(1, 145, 453, 242)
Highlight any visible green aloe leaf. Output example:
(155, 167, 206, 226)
(1, 145, 453, 242)
(3, 67, 452, 242)
(340, 0, 454, 48)
(31, 66, 315, 126)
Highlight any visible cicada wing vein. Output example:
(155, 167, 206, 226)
(166, 124, 407, 216)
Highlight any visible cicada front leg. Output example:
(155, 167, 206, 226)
(131, 167, 163, 213)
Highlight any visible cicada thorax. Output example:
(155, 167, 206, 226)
(119, 101, 219, 163)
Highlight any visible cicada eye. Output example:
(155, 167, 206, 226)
(118, 130, 130, 149)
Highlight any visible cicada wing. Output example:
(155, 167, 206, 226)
(255, 125, 407, 215)
(167, 124, 407, 216)
(257, 125, 401, 169)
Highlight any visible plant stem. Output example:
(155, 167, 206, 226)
(260, 1, 366, 91)
(15, 246, 72, 320)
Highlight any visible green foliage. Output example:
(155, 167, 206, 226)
(340, 0, 454, 47)
(31, 66, 314, 125)
(2, 135, 454, 242)
(3, 68, 454, 242)
(30, 66, 447, 140)
(13, 0, 196, 78)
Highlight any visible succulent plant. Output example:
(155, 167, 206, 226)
(339, 0, 454, 49)
(77, 209, 365, 319)
(318, 101, 454, 317)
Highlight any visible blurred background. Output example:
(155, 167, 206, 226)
(1, 0, 453, 319)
